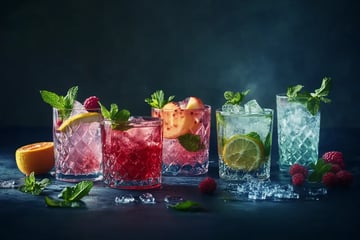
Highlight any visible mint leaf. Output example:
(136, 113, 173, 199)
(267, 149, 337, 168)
(308, 158, 332, 182)
(178, 133, 204, 152)
(18, 172, 51, 195)
(168, 200, 204, 212)
(286, 77, 332, 115)
(224, 90, 250, 105)
(46, 180, 93, 208)
(100, 102, 131, 130)
(264, 132, 272, 157)
(40, 86, 78, 120)
(145, 90, 175, 108)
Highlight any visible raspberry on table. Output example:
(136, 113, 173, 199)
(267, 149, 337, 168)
(289, 163, 308, 177)
(336, 170, 353, 187)
(199, 177, 217, 194)
(322, 172, 337, 188)
(292, 173, 305, 186)
(83, 96, 100, 111)
(330, 163, 342, 173)
(322, 151, 345, 169)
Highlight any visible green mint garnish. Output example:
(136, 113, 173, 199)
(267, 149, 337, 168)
(44, 180, 93, 208)
(178, 133, 204, 152)
(145, 90, 175, 109)
(224, 90, 250, 105)
(308, 158, 333, 182)
(40, 86, 78, 120)
(168, 200, 204, 212)
(18, 172, 51, 195)
(286, 77, 332, 115)
(99, 102, 131, 130)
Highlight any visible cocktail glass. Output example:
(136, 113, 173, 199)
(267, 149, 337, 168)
(216, 100, 273, 181)
(151, 102, 211, 176)
(102, 117, 163, 190)
(53, 102, 103, 182)
(276, 94, 320, 172)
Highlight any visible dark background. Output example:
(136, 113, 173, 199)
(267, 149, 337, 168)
(1, 0, 359, 129)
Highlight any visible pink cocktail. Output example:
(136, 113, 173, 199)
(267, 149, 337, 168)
(53, 106, 103, 182)
(102, 117, 163, 190)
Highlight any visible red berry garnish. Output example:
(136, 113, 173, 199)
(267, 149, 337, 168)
(330, 163, 342, 173)
(199, 177, 217, 194)
(336, 170, 353, 187)
(83, 96, 100, 111)
(292, 173, 305, 186)
(289, 163, 308, 177)
(322, 151, 345, 169)
(322, 172, 337, 188)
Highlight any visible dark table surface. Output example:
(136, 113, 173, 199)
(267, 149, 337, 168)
(1, 126, 359, 240)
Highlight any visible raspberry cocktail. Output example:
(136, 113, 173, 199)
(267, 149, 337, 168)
(146, 91, 211, 176)
(40, 87, 103, 182)
(101, 103, 163, 189)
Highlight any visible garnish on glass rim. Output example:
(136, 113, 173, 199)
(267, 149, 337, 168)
(224, 89, 250, 105)
(286, 77, 332, 115)
(40, 86, 78, 120)
(145, 90, 175, 109)
(99, 102, 130, 130)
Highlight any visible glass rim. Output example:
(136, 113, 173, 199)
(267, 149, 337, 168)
(152, 104, 211, 111)
(103, 116, 163, 127)
(215, 107, 273, 115)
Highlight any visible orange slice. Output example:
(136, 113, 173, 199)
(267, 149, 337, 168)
(15, 142, 55, 175)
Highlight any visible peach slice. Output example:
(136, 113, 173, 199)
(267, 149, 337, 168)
(185, 96, 204, 109)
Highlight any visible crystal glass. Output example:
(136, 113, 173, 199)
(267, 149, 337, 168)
(102, 117, 163, 190)
(53, 106, 103, 182)
(216, 107, 273, 181)
(276, 94, 320, 172)
(151, 105, 211, 176)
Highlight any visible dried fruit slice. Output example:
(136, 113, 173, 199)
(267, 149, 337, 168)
(57, 112, 102, 132)
(15, 142, 55, 175)
(222, 134, 265, 171)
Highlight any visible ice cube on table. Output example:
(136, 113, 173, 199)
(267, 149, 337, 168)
(244, 99, 264, 114)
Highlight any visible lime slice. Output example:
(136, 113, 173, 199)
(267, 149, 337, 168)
(222, 134, 265, 171)
(57, 112, 102, 132)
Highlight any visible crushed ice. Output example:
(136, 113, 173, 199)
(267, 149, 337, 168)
(0, 180, 16, 189)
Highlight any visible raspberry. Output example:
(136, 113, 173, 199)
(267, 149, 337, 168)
(199, 177, 217, 194)
(336, 170, 353, 187)
(330, 163, 342, 173)
(292, 173, 305, 186)
(322, 172, 337, 188)
(289, 163, 308, 177)
(83, 96, 100, 111)
(322, 151, 345, 169)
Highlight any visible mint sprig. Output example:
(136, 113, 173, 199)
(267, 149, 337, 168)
(145, 90, 175, 109)
(308, 158, 332, 182)
(44, 180, 93, 208)
(287, 77, 332, 115)
(100, 102, 130, 130)
(40, 86, 78, 120)
(18, 172, 51, 195)
(224, 90, 250, 105)
(168, 200, 204, 212)
(178, 133, 204, 152)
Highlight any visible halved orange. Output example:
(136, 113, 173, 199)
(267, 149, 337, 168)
(15, 142, 55, 175)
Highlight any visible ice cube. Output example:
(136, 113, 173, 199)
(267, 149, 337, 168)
(0, 180, 16, 188)
(70, 101, 88, 116)
(221, 104, 244, 113)
(164, 195, 184, 204)
(115, 194, 135, 204)
(139, 193, 156, 204)
(244, 99, 264, 114)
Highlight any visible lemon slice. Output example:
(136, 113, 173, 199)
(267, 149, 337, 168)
(222, 134, 265, 171)
(58, 112, 102, 132)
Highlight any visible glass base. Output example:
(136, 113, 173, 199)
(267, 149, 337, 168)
(104, 177, 161, 190)
(162, 161, 208, 176)
(56, 172, 103, 182)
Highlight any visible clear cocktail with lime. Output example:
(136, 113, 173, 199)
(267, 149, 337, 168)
(40, 87, 103, 182)
(216, 90, 273, 181)
(145, 90, 211, 176)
